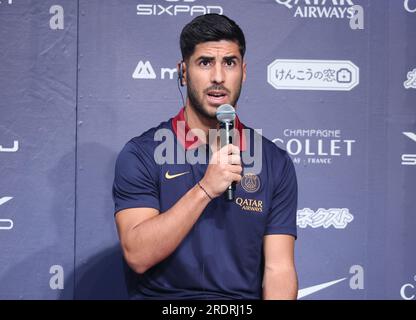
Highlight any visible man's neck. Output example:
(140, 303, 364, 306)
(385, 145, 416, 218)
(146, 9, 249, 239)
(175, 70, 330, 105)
(184, 104, 219, 145)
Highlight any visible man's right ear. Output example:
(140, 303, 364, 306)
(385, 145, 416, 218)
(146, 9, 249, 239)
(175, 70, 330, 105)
(177, 61, 185, 87)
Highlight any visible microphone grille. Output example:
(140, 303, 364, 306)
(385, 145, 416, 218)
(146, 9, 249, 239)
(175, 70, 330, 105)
(216, 104, 236, 122)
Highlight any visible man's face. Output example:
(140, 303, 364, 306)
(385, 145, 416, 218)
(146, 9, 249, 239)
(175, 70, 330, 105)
(184, 40, 246, 120)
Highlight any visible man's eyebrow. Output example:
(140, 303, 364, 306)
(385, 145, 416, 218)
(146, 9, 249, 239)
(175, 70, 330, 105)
(195, 55, 241, 62)
(196, 56, 215, 61)
(223, 55, 239, 62)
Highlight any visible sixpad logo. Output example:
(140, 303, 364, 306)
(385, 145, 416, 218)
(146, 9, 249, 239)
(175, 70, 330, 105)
(132, 60, 177, 80)
(137, 0, 223, 17)
(401, 132, 416, 166)
(273, 129, 356, 165)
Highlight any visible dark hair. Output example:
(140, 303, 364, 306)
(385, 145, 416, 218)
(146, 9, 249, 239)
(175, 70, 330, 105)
(180, 14, 246, 62)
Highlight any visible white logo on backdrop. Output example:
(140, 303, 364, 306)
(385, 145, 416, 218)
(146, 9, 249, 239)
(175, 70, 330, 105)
(0, 0, 13, 5)
(137, 0, 223, 16)
(0, 197, 13, 207)
(404, 0, 416, 13)
(273, 129, 356, 165)
(132, 61, 178, 80)
(275, 0, 355, 19)
(49, 265, 64, 290)
(401, 132, 416, 166)
(268, 59, 359, 91)
(298, 265, 364, 299)
(0, 196, 14, 231)
(401, 275, 416, 300)
(297, 208, 354, 229)
(49, 5, 64, 30)
(0, 140, 19, 153)
(349, 5, 364, 30)
(132, 61, 157, 79)
(404, 68, 416, 89)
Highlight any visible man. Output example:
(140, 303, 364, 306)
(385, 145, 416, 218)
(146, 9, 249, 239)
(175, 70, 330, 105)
(113, 14, 298, 300)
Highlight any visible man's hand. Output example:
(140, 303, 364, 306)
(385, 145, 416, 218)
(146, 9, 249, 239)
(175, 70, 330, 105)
(200, 144, 242, 198)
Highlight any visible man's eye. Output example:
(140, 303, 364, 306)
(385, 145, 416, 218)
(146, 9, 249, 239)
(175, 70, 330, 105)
(200, 60, 211, 66)
(225, 60, 236, 66)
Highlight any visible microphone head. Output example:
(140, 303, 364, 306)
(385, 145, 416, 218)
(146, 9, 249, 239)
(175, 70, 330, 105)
(216, 104, 236, 123)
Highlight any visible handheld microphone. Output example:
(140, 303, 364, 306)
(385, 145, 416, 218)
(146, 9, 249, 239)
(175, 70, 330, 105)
(216, 104, 236, 202)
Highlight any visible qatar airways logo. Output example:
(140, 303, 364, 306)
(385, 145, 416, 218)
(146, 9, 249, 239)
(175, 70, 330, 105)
(137, 0, 223, 17)
(274, 0, 364, 29)
(273, 129, 356, 165)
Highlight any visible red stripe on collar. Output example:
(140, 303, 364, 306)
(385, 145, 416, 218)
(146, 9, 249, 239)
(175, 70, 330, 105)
(171, 107, 246, 151)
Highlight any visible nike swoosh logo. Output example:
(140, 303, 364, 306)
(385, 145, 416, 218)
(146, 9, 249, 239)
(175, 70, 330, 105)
(165, 171, 190, 180)
(298, 277, 347, 299)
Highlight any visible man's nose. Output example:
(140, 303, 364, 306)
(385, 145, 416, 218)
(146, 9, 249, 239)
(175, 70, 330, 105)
(211, 63, 225, 84)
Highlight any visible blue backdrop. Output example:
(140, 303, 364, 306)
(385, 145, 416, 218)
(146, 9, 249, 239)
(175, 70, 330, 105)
(0, 0, 415, 300)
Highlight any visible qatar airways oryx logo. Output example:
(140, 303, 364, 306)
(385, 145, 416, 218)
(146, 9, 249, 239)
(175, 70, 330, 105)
(401, 132, 416, 166)
(401, 274, 416, 300)
(273, 129, 356, 165)
(297, 208, 354, 229)
(132, 60, 177, 81)
(274, 0, 364, 29)
(0, 140, 19, 153)
(268, 59, 359, 91)
(137, 0, 223, 17)
(298, 265, 364, 299)
(0, 196, 14, 231)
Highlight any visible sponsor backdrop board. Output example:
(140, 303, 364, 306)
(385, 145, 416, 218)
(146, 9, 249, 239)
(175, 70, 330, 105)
(0, 0, 415, 300)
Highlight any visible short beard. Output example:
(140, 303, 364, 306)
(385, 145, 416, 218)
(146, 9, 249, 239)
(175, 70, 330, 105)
(186, 75, 243, 121)
(187, 77, 216, 121)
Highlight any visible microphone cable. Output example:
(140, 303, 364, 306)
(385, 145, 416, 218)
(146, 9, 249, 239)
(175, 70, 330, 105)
(177, 72, 185, 107)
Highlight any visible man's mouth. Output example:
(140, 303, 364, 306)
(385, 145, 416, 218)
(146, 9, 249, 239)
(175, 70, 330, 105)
(206, 90, 228, 104)
(207, 91, 227, 98)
